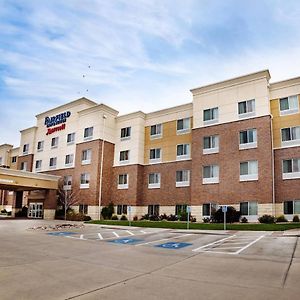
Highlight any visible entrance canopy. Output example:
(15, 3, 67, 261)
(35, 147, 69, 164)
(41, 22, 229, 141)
(0, 167, 59, 191)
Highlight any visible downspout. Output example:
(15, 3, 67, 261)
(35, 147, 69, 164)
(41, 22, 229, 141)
(270, 114, 276, 216)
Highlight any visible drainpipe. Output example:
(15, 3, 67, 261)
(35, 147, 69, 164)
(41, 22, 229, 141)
(270, 114, 276, 216)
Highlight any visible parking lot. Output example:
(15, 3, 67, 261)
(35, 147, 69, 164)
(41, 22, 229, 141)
(1, 220, 300, 299)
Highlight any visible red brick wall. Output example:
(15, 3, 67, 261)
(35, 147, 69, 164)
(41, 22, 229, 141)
(274, 147, 300, 202)
(17, 154, 34, 171)
(191, 116, 273, 205)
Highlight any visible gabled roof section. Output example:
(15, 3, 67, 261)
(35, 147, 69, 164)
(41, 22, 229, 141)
(78, 103, 119, 116)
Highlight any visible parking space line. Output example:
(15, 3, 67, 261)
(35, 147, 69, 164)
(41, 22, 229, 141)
(135, 234, 193, 247)
(126, 230, 134, 236)
(192, 235, 235, 252)
(112, 232, 120, 238)
(97, 233, 103, 240)
(140, 230, 147, 234)
(234, 235, 265, 254)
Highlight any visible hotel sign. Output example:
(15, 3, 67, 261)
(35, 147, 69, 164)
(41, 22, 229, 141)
(45, 111, 71, 135)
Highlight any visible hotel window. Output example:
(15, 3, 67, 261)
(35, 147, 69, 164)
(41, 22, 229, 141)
(240, 160, 258, 181)
(11, 156, 17, 163)
(20, 161, 28, 171)
(23, 144, 29, 155)
(37, 141, 44, 152)
(149, 148, 161, 163)
(281, 126, 300, 147)
(119, 150, 129, 164)
(84, 127, 93, 140)
(117, 205, 128, 215)
(238, 99, 255, 117)
(49, 157, 57, 169)
(239, 129, 257, 150)
(177, 118, 190, 134)
(80, 173, 90, 189)
(51, 137, 59, 148)
(203, 135, 219, 154)
(203, 203, 218, 217)
(284, 200, 300, 214)
(176, 170, 190, 187)
(280, 95, 299, 116)
(118, 174, 128, 189)
(35, 160, 42, 171)
(81, 149, 91, 165)
(175, 204, 187, 215)
(65, 154, 74, 166)
(282, 158, 300, 179)
(79, 204, 88, 214)
(63, 175, 72, 188)
(120, 127, 131, 140)
(148, 205, 159, 216)
(240, 202, 258, 216)
(67, 132, 75, 144)
(203, 107, 218, 124)
(148, 173, 161, 189)
(150, 124, 162, 139)
(0, 157, 2, 165)
(176, 144, 190, 160)
(203, 165, 219, 184)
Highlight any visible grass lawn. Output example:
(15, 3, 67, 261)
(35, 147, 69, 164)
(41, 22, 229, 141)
(87, 220, 300, 231)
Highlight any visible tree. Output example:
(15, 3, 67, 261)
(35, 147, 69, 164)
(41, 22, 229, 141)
(57, 179, 79, 220)
(211, 206, 241, 223)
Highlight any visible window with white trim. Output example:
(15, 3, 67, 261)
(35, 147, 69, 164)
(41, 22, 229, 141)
(67, 132, 75, 144)
(11, 156, 17, 163)
(176, 144, 190, 160)
(118, 174, 128, 189)
(239, 129, 257, 150)
(176, 170, 190, 187)
(148, 204, 159, 216)
(284, 200, 300, 214)
(203, 107, 218, 124)
(177, 118, 190, 134)
(49, 157, 57, 169)
(280, 95, 299, 116)
(281, 126, 300, 147)
(79, 204, 88, 214)
(120, 127, 131, 140)
(282, 158, 300, 179)
(84, 127, 93, 140)
(23, 144, 29, 155)
(203, 165, 219, 184)
(240, 160, 258, 181)
(80, 173, 90, 188)
(35, 160, 42, 171)
(203, 203, 218, 216)
(81, 149, 91, 165)
(119, 150, 129, 164)
(0, 157, 2, 165)
(37, 141, 44, 152)
(63, 175, 72, 190)
(240, 201, 258, 215)
(20, 161, 27, 171)
(203, 135, 219, 154)
(117, 205, 128, 215)
(65, 154, 74, 166)
(51, 137, 59, 148)
(238, 99, 255, 117)
(150, 124, 162, 139)
(148, 173, 161, 189)
(149, 148, 161, 163)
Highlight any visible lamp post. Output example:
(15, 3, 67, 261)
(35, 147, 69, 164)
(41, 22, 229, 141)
(98, 114, 107, 220)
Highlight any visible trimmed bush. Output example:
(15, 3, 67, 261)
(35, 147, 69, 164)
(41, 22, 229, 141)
(1, 209, 7, 214)
(15, 206, 28, 218)
(211, 206, 241, 223)
(133, 215, 138, 221)
(167, 214, 178, 221)
(140, 214, 149, 220)
(203, 217, 210, 223)
(258, 214, 275, 224)
(159, 213, 168, 221)
(240, 217, 248, 223)
(101, 202, 114, 220)
(149, 214, 160, 221)
(67, 212, 90, 221)
(276, 215, 288, 223)
(293, 215, 300, 222)
(120, 214, 128, 221)
(111, 215, 119, 220)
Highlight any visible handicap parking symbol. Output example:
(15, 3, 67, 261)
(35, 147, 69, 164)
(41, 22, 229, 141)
(156, 242, 192, 249)
(47, 232, 78, 236)
(108, 238, 143, 245)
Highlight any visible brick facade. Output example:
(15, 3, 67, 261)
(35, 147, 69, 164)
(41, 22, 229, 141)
(17, 154, 34, 171)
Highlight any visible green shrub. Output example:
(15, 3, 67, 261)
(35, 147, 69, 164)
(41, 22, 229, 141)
(203, 217, 210, 223)
(159, 213, 168, 220)
(191, 216, 197, 222)
(7, 211, 11, 216)
(67, 212, 91, 221)
(15, 206, 28, 218)
(293, 215, 300, 222)
(167, 214, 178, 221)
(83, 215, 92, 221)
(120, 214, 128, 221)
(276, 215, 288, 223)
(241, 217, 248, 223)
(133, 215, 138, 221)
(111, 215, 119, 220)
(140, 214, 149, 220)
(149, 214, 160, 221)
(101, 202, 114, 220)
(258, 214, 275, 224)
(1, 209, 7, 214)
(211, 206, 241, 223)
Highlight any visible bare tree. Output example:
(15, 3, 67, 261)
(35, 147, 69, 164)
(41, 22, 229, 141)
(57, 179, 79, 220)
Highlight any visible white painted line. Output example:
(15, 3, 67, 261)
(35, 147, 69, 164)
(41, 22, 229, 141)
(126, 230, 134, 236)
(192, 235, 236, 252)
(65, 236, 87, 240)
(80, 234, 84, 240)
(112, 232, 120, 238)
(234, 235, 265, 255)
(140, 230, 147, 234)
(98, 233, 103, 240)
(212, 246, 243, 250)
(135, 234, 192, 247)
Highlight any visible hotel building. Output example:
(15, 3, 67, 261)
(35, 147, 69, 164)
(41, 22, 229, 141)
(0, 70, 300, 221)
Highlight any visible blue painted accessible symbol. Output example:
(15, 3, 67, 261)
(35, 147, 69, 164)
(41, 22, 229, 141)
(109, 238, 143, 245)
(156, 242, 192, 249)
(47, 232, 77, 236)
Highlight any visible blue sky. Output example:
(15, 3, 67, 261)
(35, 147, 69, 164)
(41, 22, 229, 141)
(1, 0, 300, 146)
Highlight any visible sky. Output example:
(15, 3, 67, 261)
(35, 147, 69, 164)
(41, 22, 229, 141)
(1, 0, 300, 146)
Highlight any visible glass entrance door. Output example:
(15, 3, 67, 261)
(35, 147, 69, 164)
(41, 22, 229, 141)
(28, 202, 44, 219)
